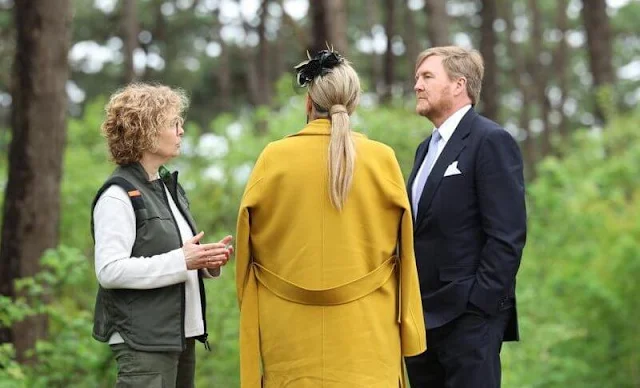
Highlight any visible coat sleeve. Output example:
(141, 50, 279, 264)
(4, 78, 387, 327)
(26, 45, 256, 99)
(235, 147, 268, 307)
(236, 204, 251, 306)
(399, 201, 427, 356)
(236, 147, 271, 388)
(388, 149, 427, 356)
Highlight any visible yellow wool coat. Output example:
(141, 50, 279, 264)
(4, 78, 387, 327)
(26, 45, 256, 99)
(236, 119, 426, 388)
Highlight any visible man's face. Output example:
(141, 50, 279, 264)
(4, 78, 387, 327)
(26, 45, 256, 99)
(414, 55, 456, 121)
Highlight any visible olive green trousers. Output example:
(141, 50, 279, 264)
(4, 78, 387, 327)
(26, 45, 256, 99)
(110, 338, 196, 388)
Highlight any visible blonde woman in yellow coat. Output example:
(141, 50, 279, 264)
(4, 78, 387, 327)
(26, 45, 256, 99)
(236, 50, 426, 388)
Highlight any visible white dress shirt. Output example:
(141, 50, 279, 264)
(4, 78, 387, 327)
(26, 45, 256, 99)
(412, 104, 472, 208)
(93, 181, 218, 344)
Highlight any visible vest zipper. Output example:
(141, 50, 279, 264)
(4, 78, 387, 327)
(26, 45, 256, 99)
(159, 181, 187, 350)
(167, 175, 211, 351)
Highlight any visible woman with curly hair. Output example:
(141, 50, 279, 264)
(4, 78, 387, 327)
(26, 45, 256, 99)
(91, 83, 232, 387)
(236, 50, 427, 387)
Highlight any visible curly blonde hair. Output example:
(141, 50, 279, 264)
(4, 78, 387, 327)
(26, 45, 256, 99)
(101, 83, 189, 165)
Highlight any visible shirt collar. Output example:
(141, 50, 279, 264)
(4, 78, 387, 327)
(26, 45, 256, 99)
(433, 104, 472, 142)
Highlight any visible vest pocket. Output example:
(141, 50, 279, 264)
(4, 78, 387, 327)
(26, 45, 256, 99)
(128, 286, 183, 347)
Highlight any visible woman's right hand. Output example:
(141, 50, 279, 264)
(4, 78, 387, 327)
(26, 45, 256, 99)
(182, 231, 231, 270)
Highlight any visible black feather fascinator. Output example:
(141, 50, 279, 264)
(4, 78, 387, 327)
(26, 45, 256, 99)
(294, 49, 344, 87)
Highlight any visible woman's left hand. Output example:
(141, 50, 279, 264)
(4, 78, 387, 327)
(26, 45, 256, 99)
(205, 235, 233, 269)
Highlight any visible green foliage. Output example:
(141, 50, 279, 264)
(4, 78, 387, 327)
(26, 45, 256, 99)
(612, 1, 640, 34)
(501, 109, 640, 387)
(0, 0, 638, 385)
(595, 84, 616, 123)
(0, 246, 114, 388)
(2, 88, 640, 386)
(1, 91, 427, 387)
(0, 344, 25, 388)
(60, 97, 113, 252)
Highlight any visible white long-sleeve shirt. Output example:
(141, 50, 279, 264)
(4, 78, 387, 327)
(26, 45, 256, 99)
(93, 182, 217, 344)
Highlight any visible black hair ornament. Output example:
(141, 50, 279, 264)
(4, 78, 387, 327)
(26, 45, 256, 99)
(294, 49, 344, 87)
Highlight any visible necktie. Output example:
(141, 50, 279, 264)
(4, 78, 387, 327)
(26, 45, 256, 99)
(412, 129, 441, 216)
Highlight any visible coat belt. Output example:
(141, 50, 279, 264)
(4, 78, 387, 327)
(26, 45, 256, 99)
(240, 256, 401, 388)
(253, 255, 400, 321)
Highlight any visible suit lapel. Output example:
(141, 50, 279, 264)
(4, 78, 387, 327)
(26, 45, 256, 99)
(407, 139, 429, 211)
(414, 109, 477, 232)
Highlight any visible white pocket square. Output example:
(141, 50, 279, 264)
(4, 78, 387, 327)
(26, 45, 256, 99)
(443, 161, 462, 177)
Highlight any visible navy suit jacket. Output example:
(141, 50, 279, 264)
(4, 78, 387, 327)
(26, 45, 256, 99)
(408, 108, 526, 341)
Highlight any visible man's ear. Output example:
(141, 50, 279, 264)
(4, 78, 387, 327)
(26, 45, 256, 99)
(454, 77, 467, 97)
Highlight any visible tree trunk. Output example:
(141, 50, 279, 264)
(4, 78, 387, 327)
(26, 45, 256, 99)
(256, 0, 271, 106)
(217, 45, 233, 112)
(243, 46, 267, 134)
(279, 1, 308, 52)
(325, 0, 348, 55)
(121, 0, 138, 83)
(309, 0, 329, 53)
(424, 0, 449, 46)
(381, 0, 396, 104)
(554, 0, 570, 139)
(521, 85, 537, 181)
(366, 1, 382, 96)
(242, 46, 260, 107)
(217, 44, 232, 111)
(237, 0, 261, 109)
(528, 0, 551, 157)
(479, 0, 498, 121)
(271, 1, 288, 85)
(0, 0, 71, 363)
(151, 0, 168, 73)
(139, 0, 166, 81)
(580, 0, 614, 124)
(240, 6, 267, 134)
(212, 7, 232, 112)
(402, 0, 419, 94)
(501, 0, 535, 179)
(152, 0, 167, 43)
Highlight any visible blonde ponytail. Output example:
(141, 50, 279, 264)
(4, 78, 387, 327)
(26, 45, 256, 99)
(328, 105, 355, 210)
(306, 61, 361, 211)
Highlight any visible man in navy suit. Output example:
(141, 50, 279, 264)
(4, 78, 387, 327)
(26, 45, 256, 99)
(404, 46, 527, 388)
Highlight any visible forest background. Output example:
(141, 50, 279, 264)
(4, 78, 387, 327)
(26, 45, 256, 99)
(0, 0, 639, 387)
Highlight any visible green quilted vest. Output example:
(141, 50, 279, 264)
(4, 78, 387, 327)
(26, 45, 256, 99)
(91, 162, 208, 352)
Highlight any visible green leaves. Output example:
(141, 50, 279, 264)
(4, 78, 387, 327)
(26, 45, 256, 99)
(0, 344, 26, 388)
(1, 89, 640, 385)
(0, 245, 113, 387)
(502, 109, 640, 387)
